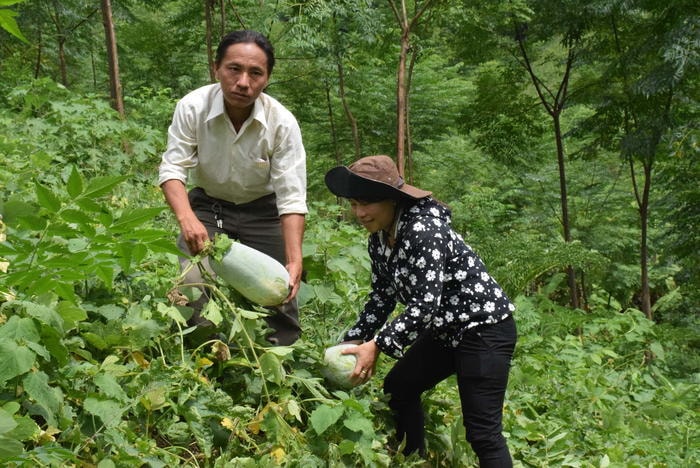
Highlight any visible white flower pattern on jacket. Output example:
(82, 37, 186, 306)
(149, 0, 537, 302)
(343, 197, 515, 359)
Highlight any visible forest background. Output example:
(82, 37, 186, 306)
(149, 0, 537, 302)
(0, 0, 698, 466)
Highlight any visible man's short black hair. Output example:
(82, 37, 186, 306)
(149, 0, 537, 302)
(215, 30, 275, 75)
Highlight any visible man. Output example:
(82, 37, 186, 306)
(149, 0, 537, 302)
(158, 30, 306, 345)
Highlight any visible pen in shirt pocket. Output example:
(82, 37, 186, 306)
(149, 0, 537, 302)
(254, 155, 270, 168)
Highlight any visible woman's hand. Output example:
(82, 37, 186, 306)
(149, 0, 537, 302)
(342, 340, 380, 385)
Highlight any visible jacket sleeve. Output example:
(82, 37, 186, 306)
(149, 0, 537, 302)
(343, 238, 397, 344)
(374, 216, 450, 359)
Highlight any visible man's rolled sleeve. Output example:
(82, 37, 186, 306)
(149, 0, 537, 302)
(157, 101, 199, 187)
(270, 120, 308, 215)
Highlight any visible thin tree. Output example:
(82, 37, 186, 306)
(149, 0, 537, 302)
(336, 55, 361, 159)
(512, 21, 581, 309)
(386, 0, 436, 178)
(101, 0, 124, 118)
(330, 13, 361, 159)
(582, 1, 696, 319)
(204, 0, 215, 82)
(47, 0, 98, 86)
(218, 0, 225, 37)
(324, 81, 342, 165)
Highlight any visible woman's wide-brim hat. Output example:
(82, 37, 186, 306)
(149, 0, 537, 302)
(325, 155, 432, 201)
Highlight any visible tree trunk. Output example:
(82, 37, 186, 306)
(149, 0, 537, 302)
(639, 161, 652, 320)
(516, 32, 580, 308)
(204, 0, 215, 82)
(336, 57, 361, 159)
(629, 157, 653, 320)
(395, 27, 409, 176)
(325, 82, 341, 166)
(58, 39, 68, 86)
(219, 0, 226, 38)
(50, 0, 68, 86)
(553, 114, 579, 309)
(101, 0, 124, 118)
(405, 44, 419, 183)
(34, 29, 42, 79)
(387, 0, 435, 177)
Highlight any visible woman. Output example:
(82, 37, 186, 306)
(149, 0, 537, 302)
(324, 155, 517, 467)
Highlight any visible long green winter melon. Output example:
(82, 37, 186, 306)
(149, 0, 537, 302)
(209, 241, 290, 306)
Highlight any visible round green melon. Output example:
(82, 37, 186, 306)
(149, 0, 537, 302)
(321, 343, 359, 389)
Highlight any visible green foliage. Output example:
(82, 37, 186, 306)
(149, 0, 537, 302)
(0, 166, 178, 303)
(117, 3, 209, 96)
(508, 295, 699, 466)
(655, 123, 700, 323)
(3, 79, 162, 184)
(461, 59, 549, 167)
(0, 0, 28, 43)
(0, 2, 697, 464)
(299, 201, 372, 344)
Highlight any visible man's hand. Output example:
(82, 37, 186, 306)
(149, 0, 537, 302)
(280, 213, 305, 302)
(161, 180, 209, 254)
(284, 259, 303, 302)
(179, 216, 210, 255)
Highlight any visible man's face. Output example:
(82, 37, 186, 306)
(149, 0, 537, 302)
(214, 42, 269, 114)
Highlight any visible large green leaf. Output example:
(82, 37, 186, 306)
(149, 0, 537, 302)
(60, 208, 94, 225)
(0, 8, 28, 44)
(0, 408, 17, 435)
(156, 303, 188, 325)
(23, 371, 62, 427)
(56, 301, 88, 330)
(343, 414, 374, 436)
(83, 397, 126, 428)
(0, 315, 40, 342)
(34, 182, 61, 214)
(78, 175, 128, 200)
(0, 341, 35, 385)
(39, 323, 69, 367)
(17, 300, 64, 331)
(66, 165, 83, 198)
(309, 404, 344, 435)
(74, 197, 104, 213)
(109, 207, 166, 232)
(0, 2, 27, 9)
(1, 199, 35, 225)
(93, 373, 129, 403)
(0, 435, 24, 460)
(259, 351, 283, 384)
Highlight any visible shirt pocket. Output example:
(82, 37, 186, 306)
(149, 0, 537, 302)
(249, 151, 270, 167)
(237, 151, 271, 187)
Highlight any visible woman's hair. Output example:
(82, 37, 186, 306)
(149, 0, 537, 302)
(215, 30, 276, 75)
(352, 195, 450, 212)
(351, 196, 417, 210)
(351, 194, 402, 204)
(346, 193, 399, 205)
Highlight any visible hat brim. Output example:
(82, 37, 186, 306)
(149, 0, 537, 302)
(325, 166, 431, 201)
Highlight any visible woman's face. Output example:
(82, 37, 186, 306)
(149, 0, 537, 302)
(349, 199, 396, 234)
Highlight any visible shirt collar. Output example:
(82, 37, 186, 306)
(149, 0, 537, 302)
(206, 87, 268, 130)
(379, 206, 403, 248)
(206, 87, 227, 122)
(250, 96, 268, 129)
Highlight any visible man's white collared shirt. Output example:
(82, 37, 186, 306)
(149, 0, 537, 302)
(158, 83, 307, 215)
